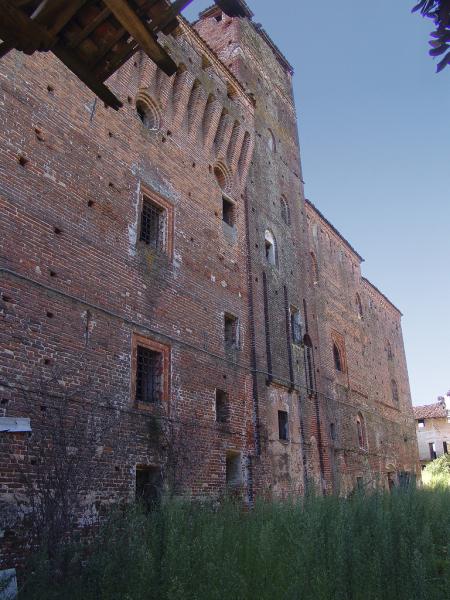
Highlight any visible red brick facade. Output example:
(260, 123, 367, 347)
(0, 6, 419, 569)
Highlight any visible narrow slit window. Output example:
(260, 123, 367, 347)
(356, 413, 367, 450)
(290, 306, 302, 345)
(265, 230, 277, 265)
(215, 389, 228, 423)
(429, 442, 437, 460)
(391, 379, 399, 403)
(333, 343, 343, 372)
(140, 197, 165, 251)
(224, 313, 239, 350)
(278, 410, 289, 441)
(136, 346, 163, 404)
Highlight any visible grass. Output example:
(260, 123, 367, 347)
(20, 487, 450, 600)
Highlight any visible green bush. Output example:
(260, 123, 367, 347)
(422, 455, 450, 488)
(20, 488, 450, 600)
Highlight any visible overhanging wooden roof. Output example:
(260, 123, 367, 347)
(0, 0, 191, 108)
(0, 1, 250, 109)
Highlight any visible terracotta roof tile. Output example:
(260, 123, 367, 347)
(413, 402, 447, 420)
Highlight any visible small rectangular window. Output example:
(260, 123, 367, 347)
(222, 196, 235, 226)
(278, 410, 289, 441)
(224, 313, 239, 350)
(418, 419, 425, 429)
(136, 345, 163, 404)
(215, 389, 228, 423)
(443, 441, 448, 454)
(140, 196, 166, 250)
(290, 306, 302, 345)
(136, 466, 161, 507)
(226, 452, 242, 486)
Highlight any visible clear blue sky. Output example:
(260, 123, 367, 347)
(184, 1, 450, 406)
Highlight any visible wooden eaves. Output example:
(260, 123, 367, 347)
(0, 0, 249, 110)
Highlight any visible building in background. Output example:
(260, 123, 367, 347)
(0, 0, 419, 569)
(414, 394, 450, 467)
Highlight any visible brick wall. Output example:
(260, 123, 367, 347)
(0, 7, 419, 569)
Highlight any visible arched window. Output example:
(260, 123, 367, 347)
(135, 92, 161, 131)
(280, 196, 290, 225)
(267, 128, 276, 153)
(387, 341, 393, 361)
(333, 343, 343, 372)
(356, 293, 363, 319)
(391, 379, 399, 403)
(356, 413, 367, 450)
(264, 230, 277, 266)
(310, 251, 319, 285)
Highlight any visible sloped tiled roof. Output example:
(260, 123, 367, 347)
(413, 402, 447, 420)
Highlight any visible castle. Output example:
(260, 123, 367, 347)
(0, 2, 419, 568)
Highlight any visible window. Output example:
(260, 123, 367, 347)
(278, 410, 289, 441)
(418, 419, 425, 429)
(333, 343, 343, 372)
(391, 379, 399, 403)
(215, 389, 228, 423)
(290, 306, 302, 345)
(304, 333, 315, 394)
(133, 335, 169, 408)
(444, 441, 448, 454)
(356, 413, 367, 450)
(226, 452, 242, 486)
(429, 442, 436, 460)
(224, 313, 239, 350)
(310, 251, 319, 285)
(356, 293, 363, 319)
(330, 422, 336, 441)
(267, 128, 276, 153)
(280, 196, 290, 225)
(136, 466, 161, 507)
(140, 197, 164, 250)
(222, 196, 235, 226)
(264, 230, 277, 265)
(136, 346, 163, 404)
(139, 190, 173, 256)
(135, 92, 161, 131)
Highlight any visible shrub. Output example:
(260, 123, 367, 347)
(20, 488, 450, 600)
(422, 455, 450, 488)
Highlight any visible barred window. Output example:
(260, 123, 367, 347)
(135, 345, 163, 404)
(290, 306, 302, 345)
(140, 196, 166, 251)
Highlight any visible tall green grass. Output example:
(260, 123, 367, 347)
(21, 488, 450, 600)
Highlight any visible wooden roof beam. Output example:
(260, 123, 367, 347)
(102, 0, 177, 75)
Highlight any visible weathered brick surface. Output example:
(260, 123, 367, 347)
(0, 7, 419, 569)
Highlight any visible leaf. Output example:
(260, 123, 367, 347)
(436, 50, 450, 72)
(429, 43, 449, 56)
